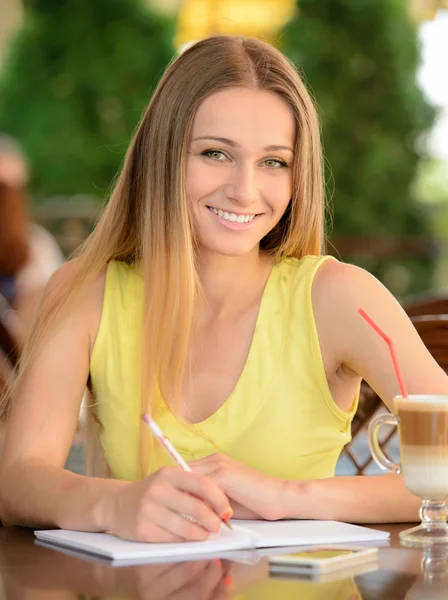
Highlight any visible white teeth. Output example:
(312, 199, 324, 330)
(208, 207, 255, 223)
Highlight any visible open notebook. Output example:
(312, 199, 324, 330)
(34, 520, 390, 563)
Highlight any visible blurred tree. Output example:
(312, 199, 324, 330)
(414, 158, 448, 289)
(281, 0, 437, 295)
(0, 0, 175, 197)
(415, 159, 448, 206)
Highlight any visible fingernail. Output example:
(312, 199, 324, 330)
(224, 575, 232, 589)
(214, 558, 222, 567)
(222, 507, 233, 521)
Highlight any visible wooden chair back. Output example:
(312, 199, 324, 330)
(404, 295, 448, 319)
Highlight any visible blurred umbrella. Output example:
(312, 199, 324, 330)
(409, 0, 448, 21)
(174, 0, 296, 49)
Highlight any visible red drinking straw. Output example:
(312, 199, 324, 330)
(358, 308, 408, 399)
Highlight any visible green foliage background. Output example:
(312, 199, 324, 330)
(281, 0, 437, 295)
(0, 0, 175, 197)
(0, 0, 439, 294)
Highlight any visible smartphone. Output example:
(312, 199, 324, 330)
(269, 545, 378, 576)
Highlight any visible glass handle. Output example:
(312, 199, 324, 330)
(368, 412, 400, 474)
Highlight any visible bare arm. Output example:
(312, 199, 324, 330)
(313, 261, 448, 406)
(299, 260, 448, 522)
(0, 263, 231, 540)
(284, 473, 421, 523)
(0, 263, 125, 530)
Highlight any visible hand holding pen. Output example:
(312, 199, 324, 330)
(142, 413, 233, 530)
(105, 421, 233, 543)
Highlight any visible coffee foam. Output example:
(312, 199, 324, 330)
(394, 396, 448, 413)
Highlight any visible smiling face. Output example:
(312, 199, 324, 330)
(186, 87, 295, 257)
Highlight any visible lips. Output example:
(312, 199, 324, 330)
(207, 206, 256, 223)
(206, 205, 262, 231)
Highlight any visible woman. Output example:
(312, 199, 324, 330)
(0, 36, 446, 542)
(0, 136, 63, 411)
(0, 135, 64, 333)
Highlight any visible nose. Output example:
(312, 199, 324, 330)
(224, 162, 259, 207)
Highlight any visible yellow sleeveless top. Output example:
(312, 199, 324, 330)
(90, 255, 359, 482)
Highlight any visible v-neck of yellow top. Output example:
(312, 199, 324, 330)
(154, 260, 283, 454)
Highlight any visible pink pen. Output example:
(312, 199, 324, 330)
(141, 413, 232, 529)
(142, 412, 192, 471)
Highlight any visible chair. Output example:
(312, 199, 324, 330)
(410, 315, 448, 369)
(403, 294, 448, 319)
(342, 314, 448, 475)
(341, 381, 384, 475)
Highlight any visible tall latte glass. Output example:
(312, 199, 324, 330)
(369, 395, 448, 547)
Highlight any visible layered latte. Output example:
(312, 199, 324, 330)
(395, 396, 448, 501)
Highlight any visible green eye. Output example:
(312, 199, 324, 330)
(202, 150, 227, 161)
(265, 158, 286, 168)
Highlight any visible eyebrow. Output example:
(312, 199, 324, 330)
(192, 136, 294, 153)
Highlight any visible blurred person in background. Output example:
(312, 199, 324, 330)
(0, 135, 63, 422)
(0, 135, 64, 336)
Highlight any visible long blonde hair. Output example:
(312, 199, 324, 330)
(2, 35, 325, 476)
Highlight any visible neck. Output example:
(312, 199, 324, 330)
(196, 247, 273, 321)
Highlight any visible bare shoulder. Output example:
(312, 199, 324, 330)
(310, 258, 407, 375)
(42, 259, 108, 350)
(312, 258, 398, 318)
(0, 262, 110, 476)
(311, 258, 448, 405)
(313, 258, 386, 297)
(45, 259, 107, 307)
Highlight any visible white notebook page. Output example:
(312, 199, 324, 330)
(34, 520, 389, 561)
(34, 524, 256, 560)
(235, 520, 390, 548)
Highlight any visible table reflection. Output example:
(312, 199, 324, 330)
(0, 528, 366, 600)
(0, 527, 427, 600)
(405, 546, 448, 600)
(1, 531, 231, 599)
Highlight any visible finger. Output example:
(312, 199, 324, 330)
(148, 503, 213, 541)
(169, 559, 223, 600)
(188, 453, 220, 467)
(149, 476, 222, 533)
(169, 470, 231, 522)
(199, 561, 233, 600)
(129, 562, 180, 599)
(137, 560, 210, 599)
(130, 516, 185, 543)
(227, 500, 261, 520)
(188, 461, 228, 488)
(206, 578, 234, 600)
(188, 461, 215, 475)
(160, 488, 222, 533)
